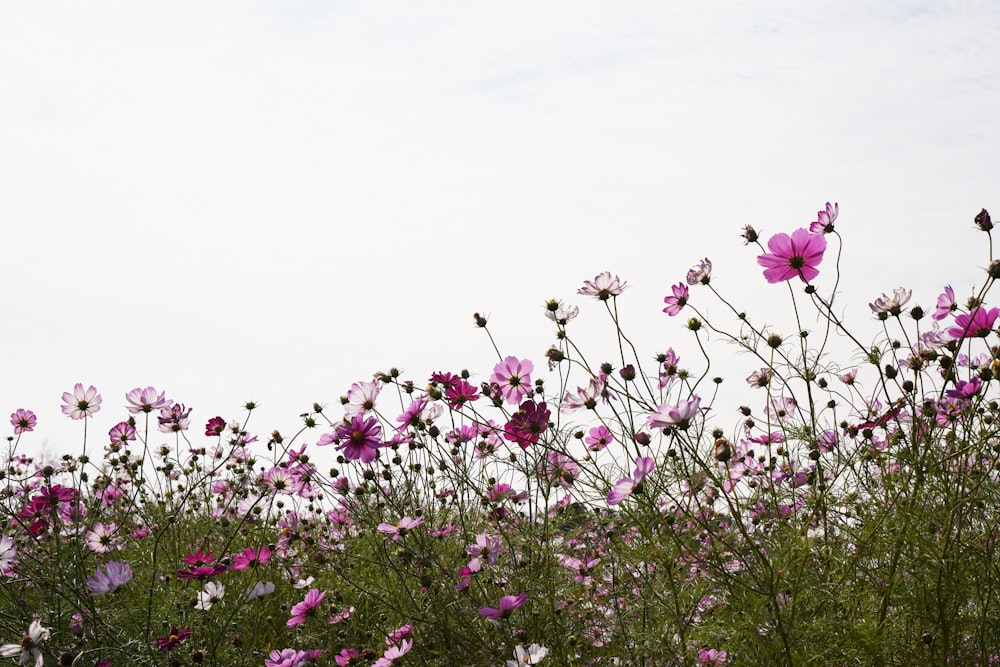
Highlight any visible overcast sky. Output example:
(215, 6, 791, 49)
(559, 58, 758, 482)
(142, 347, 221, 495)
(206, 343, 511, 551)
(2, 1, 998, 461)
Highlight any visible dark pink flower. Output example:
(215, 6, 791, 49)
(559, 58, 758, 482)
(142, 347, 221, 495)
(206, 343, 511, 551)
(9, 409, 36, 435)
(156, 626, 190, 652)
(662, 282, 689, 316)
(444, 379, 479, 410)
(205, 416, 226, 436)
(756, 228, 827, 284)
(479, 592, 527, 620)
(947, 306, 1000, 339)
(288, 588, 327, 627)
(229, 546, 272, 571)
(328, 413, 382, 463)
(503, 401, 550, 449)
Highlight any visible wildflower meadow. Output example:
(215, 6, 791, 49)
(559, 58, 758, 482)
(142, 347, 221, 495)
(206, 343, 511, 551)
(4, 204, 1000, 666)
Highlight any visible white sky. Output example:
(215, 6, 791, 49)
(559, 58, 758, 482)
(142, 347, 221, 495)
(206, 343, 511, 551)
(2, 1, 999, 461)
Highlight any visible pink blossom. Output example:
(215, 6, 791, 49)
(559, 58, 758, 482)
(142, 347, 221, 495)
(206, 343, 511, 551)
(344, 380, 380, 415)
(288, 588, 327, 627)
(229, 546, 272, 570)
(647, 397, 702, 430)
(377, 516, 425, 541)
(948, 306, 1000, 339)
(662, 282, 689, 316)
(578, 271, 628, 300)
(326, 413, 383, 463)
(756, 228, 827, 283)
(490, 356, 534, 405)
(125, 386, 168, 414)
(809, 201, 838, 234)
(932, 285, 957, 321)
(9, 409, 36, 435)
(585, 425, 613, 451)
(869, 288, 912, 316)
(686, 258, 712, 285)
(479, 592, 527, 620)
(61, 383, 102, 420)
(607, 456, 654, 506)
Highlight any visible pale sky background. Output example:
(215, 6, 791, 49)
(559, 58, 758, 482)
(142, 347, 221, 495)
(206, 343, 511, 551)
(2, 1, 998, 462)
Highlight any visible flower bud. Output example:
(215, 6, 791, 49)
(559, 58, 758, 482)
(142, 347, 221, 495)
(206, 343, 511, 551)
(975, 208, 993, 232)
(741, 225, 758, 244)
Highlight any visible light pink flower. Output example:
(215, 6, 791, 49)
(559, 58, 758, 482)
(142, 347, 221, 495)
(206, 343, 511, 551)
(125, 386, 168, 414)
(809, 201, 838, 234)
(85, 522, 119, 554)
(344, 380, 380, 415)
(61, 383, 102, 420)
(932, 285, 956, 321)
(607, 457, 655, 506)
(10, 409, 36, 435)
(288, 588, 327, 627)
(377, 516, 425, 541)
(578, 271, 628, 300)
(647, 397, 702, 430)
(490, 356, 534, 405)
(686, 258, 712, 286)
(869, 288, 912, 316)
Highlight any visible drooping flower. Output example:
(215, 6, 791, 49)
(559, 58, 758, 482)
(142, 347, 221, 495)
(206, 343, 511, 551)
(932, 285, 957, 321)
(61, 383, 102, 420)
(607, 457, 655, 506)
(125, 386, 168, 414)
(507, 643, 549, 666)
(948, 306, 1000, 339)
(686, 258, 713, 285)
(288, 589, 327, 627)
(662, 282, 689, 316)
(647, 396, 702, 430)
(0, 536, 17, 576)
(0, 620, 49, 665)
(869, 288, 912, 317)
(544, 300, 579, 325)
(809, 201, 839, 234)
(479, 592, 527, 620)
(9, 409, 36, 435)
(578, 272, 628, 300)
(490, 356, 535, 405)
(155, 626, 190, 652)
(756, 228, 827, 284)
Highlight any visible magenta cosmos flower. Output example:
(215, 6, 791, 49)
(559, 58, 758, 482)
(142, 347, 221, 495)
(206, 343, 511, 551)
(662, 282, 689, 316)
(490, 356, 534, 405)
(288, 588, 327, 627)
(479, 592, 528, 620)
(757, 228, 827, 284)
(61, 383, 102, 420)
(156, 626, 190, 652)
(321, 413, 383, 463)
(948, 306, 1000, 339)
(10, 409, 36, 435)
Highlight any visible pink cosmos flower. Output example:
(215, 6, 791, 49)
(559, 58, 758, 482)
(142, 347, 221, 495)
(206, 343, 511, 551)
(377, 516, 425, 541)
(647, 396, 702, 430)
(686, 258, 713, 285)
(757, 228, 827, 284)
(326, 413, 383, 463)
(544, 300, 579, 325)
(491, 356, 534, 405)
(85, 522, 119, 554)
(578, 271, 628, 300)
(125, 386, 168, 414)
(0, 535, 18, 576)
(503, 400, 550, 449)
(869, 288, 912, 316)
(560, 374, 610, 412)
(0, 620, 48, 665)
(61, 383, 102, 420)
(662, 282, 689, 316)
(932, 285, 957, 321)
(157, 401, 192, 433)
(479, 592, 527, 620)
(288, 588, 327, 627)
(809, 201, 838, 234)
(948, 306, 1000, 339)
(746, 368, 772, 389)
(373, 638, 413, 667)
(229, 546, 272, 570)
(205, 416, 226, 436)
(607, 456, 655, 506)
(334, 649, 360, 666)
(108, 421, 136, 449)
(585, 425, 614, 451)
(444, 379, 479, 410)
(265, 648, 323, 667)
(9, 409, 36, 435)
(344, 380, 380, 415)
